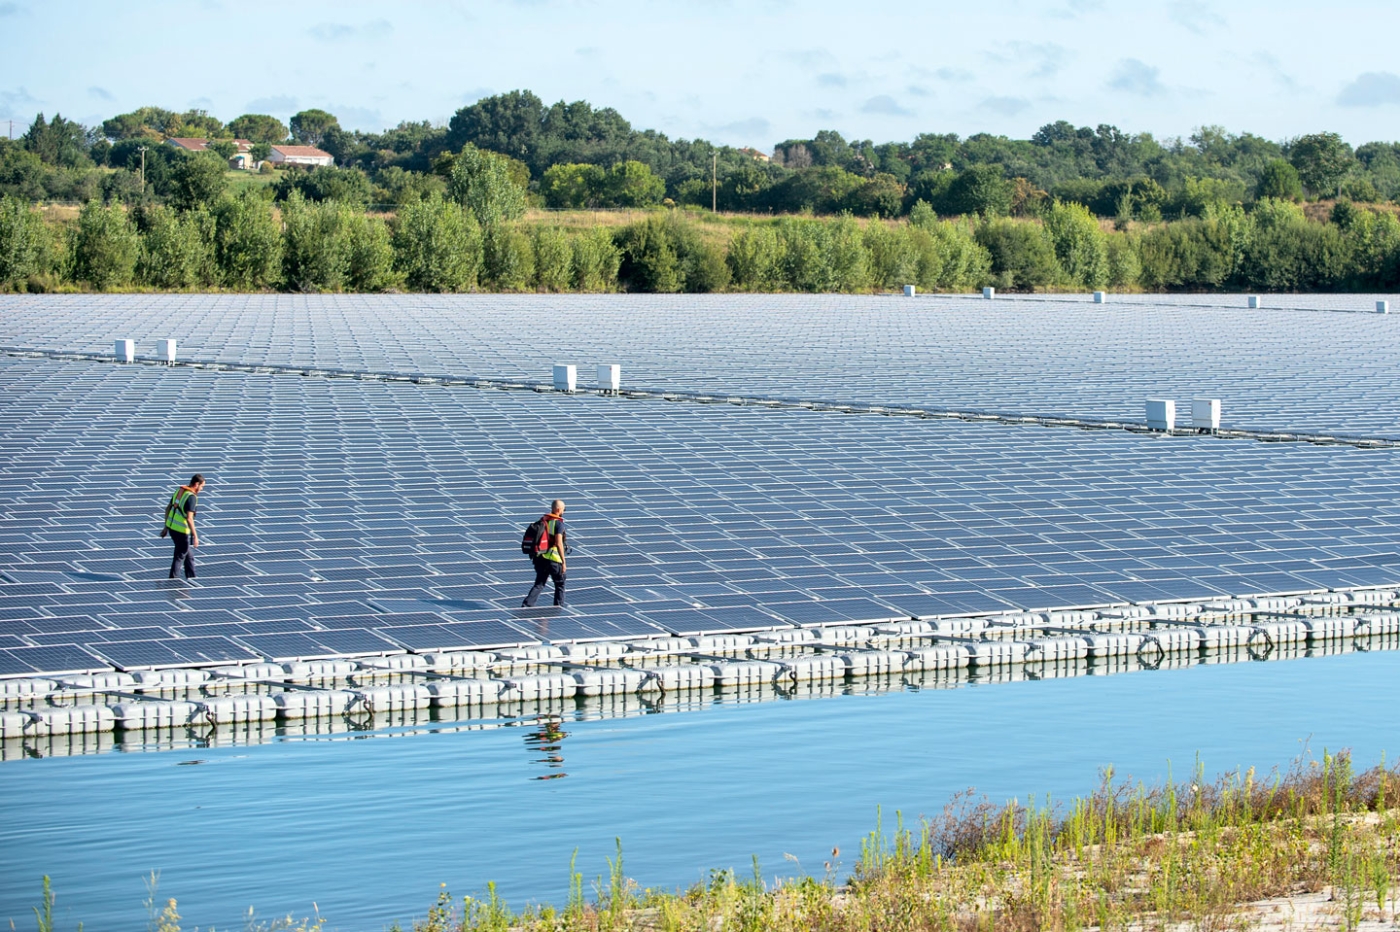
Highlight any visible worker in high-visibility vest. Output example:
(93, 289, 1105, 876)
(164, 474, 205, 579)
(522, 499, 567, 607)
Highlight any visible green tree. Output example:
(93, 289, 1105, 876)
(207, 139, 237, 161)
(532, 226, 573, 291)
(135, 205, 215, 288)
(289, 109, 341, 148)
(1256, 159, 1303, 201)
(227, 114, 288, 144)
(843, 173, 906, 217)
(481, 225, 535, 290)
(391, 193, 482, 292)
(102, 107, 179, 141)
(1042, 199, 1109, 288)
(600, 160, 665, 207)
(281, 191, 352, 291)
(169, 152, 228, 211)
(0, 195, 51, 288)
(447, 143, 528, 226)
(940, 164, 1013, 217)
(975, 219, 1060, 290)
(542, 163, 604, 208)
(863, 220, 918, 288)
(213, 191, 282, 288)
(346, 214, 398, 291)
(273, 166, 373, 207)
(615, 215, 680, 292)
(908, 216, 992, 291)
(68, 200, 139, 288)
(250, 142, 273, 164)
(23, 113, 93, 169)
(1105, 234, 1141, 289)
(727, 225, 782, 291)
(570, 227, 620, 291)
(1289, 132, 1353, 198)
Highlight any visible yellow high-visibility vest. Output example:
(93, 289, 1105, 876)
(165, 487, 196, 534)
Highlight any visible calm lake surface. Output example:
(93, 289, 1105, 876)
(2, 649, 1397, 932)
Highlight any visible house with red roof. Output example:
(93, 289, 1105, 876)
(268, 145, 335, 168)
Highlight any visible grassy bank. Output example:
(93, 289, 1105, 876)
(25, 752, 1400, 932)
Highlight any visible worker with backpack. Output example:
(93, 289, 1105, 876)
(521, 500, 568, 607)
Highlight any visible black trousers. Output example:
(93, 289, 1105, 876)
(523, 556, 565, 606)
(169, 530, 196, 578)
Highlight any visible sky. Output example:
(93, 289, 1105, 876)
(2, 0, 1400, 149)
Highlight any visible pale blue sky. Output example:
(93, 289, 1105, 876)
(3, 0, 1399, 148)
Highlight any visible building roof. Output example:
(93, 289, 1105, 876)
(270, 145, 334, 159)
(167, 137, 255, 152)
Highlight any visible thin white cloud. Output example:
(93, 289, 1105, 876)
(817, 73, 848, 88)
(1337, 72, 1400, 107)
(0, 86, 41, 120)
(860, 95, 913, 117)
(87, 86, 114, 101)
(1108, 59, 1166, 97)
(1168, 0, 1225, 35)
(980, 96, 1032, 116)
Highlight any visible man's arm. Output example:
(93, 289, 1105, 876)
(187, 503, 198, 547)
(553, 527, 565, 570)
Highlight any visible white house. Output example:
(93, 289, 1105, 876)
(267, 145, 335, 168)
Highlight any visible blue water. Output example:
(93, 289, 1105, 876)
(3, 651, 1398, 932)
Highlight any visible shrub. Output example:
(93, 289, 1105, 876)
(1137, 217, 1238, 290)
(282, 192, 352, 291)
(482, 225, 535, 291)
(0, 195, 51, 288)
(571, 227, 620, 291)
(775, 218, 824, 291)
(345, 213, 398, 292)
(391, 193, 482, 292)
(212, 191, 282, 289)
(975, 218, 1060, 291)
(821, 214, 869, 292)
(863, 221, 918, 290)
(136, 205, 215, 289)
(448, 143, 528, 227)
(726, 225, 781, 291)
(1043, 199, 1109, 289)
(532, 226, 572, 291)
(615, 215, 680, 292)
(68, 200, 139, 288)
(1104, 234, 1141, 289)
(909, 218, 992, 291)
(665, 215, 730, 293)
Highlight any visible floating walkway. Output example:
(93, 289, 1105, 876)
(4, 590, 1396, 756)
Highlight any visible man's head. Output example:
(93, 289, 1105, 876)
(551, 499, 566, 516)
(190, 474, 205, 491)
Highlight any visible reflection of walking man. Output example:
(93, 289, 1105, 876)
(522, 499, 567, 607)
(165, 474, 205, 579)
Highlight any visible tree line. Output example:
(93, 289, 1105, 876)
(4, 189, 1399, 294)
(3, 92, 1400, 219)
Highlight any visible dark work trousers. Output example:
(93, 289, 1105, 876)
(169, 529, 196, 578)
(523, 556, 566, 606)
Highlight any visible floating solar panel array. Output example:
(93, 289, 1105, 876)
(2, 351, 1400, 681)
(2, 293, 1400, 438)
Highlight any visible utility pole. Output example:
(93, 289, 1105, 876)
(137, 145, 147, 195)
(711, 151, 717, 213)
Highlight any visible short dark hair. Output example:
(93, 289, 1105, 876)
(190, 474, 205, 486)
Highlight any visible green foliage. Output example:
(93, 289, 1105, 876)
(281, 192, 353, 292)
(481, 225, 535, 291)
(599, 160, 665, 208)
(227, 114, 288, 144)
(1290, 132, 1353, 198)
(862, 220, 918, 289)
(68, 200, 139, 288)
(1105, 234, 1141, 289)
(570, 227, 620, 291)
(391, 193, 482, 292)
(976, 218, 1060, 290)
(909, 217, 992, 291)
(1137, 217, 1239, 290)
(345, 214, 398, 292)
(448, 144, 528, 226)
(1170, 176, 1246, 219)
(615, 215, 680, 292)
(667, 215, 730, 293)
(1043, 199, 1109, 288)
(775, 215, 869, 292)
(250, 142, 273, 164)
(1257, 159, 1303, 201)
(843, 173, 906, 217)
(135, 205, 215, 289)
(169, 152, 228, 211)
(212, 191, 282, 289)
(542, 163, 604, 208)
(726, 225, 781, 291)
(274, 166, 373, 208)
(0, 195, 52, 288)
(941, 164, 1013, 217)
(764, 165, 864, 214)
(289, 109, 341, 148)
(531, 227, 572, 291)
(23, 113, 93, 169)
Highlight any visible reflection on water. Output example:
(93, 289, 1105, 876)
(526, 716, 569, 779)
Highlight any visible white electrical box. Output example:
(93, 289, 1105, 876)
(1191, 398, 1221, 431)
(114, 339, 134, 363)
(553, 364, 577, 393)
(1146, 398, 1176, 431)
(597, 364, 620, 392)
(158, 339, 177, 364)
(983, 286, 995, 299)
